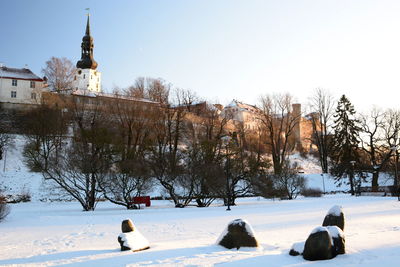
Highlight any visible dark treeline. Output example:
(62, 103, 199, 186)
(2, 80, 400, 211)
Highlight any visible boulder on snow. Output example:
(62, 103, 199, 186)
(303, 227, 333, 261)
(322, 205, 345, 231)
(118, 219, 150, 252)
(121, 219, 135, 233)
(326, 226, 345, 256)
(289, 241, 305, 256)
(217, 219, 259, 250)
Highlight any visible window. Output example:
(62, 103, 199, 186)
(83, 74, 86, 79)
(31, 93, 36, 99)
(11, 91, 17, 98)
(30, 81, 35, 88)
(12, 79, 17, 86)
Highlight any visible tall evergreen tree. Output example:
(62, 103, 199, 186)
(330, 95, 361, 195)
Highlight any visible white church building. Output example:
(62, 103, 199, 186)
(73, 15, 102, 94)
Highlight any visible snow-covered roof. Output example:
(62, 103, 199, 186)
(225, 99, 261, 113)
(0, 66, 43, 81)
(71, 90, 160, 105)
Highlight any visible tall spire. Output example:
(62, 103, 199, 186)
(85, 15, 91, 36)
(76, 11, 98, 70)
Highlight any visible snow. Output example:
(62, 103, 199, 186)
(310, 226, 329, 235)
(118, 228, 150, 252)
(328, 205, 343, 216)
(290, 241, 305, 254)
(0, 66, 42, 80)
(0, 196, 399, 266)
(1, 136, 400, 266)
(327, 226, 344, 238)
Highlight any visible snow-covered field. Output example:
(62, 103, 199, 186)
(1, 135, 400, 266)
(0, 195, 399, 266)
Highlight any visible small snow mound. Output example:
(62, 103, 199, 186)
(327, 205, 343, 216)
(310, 226, 328, 235)
(326, 226, 344, 238)
(291, 241, 305, 254)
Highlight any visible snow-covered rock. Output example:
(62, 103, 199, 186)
(217, 219, 259, 250)
(323, 205, 345, 231)
(117, 219, 150, 252)
(327, 226, 345, 255)
(303, 226, 334, 261)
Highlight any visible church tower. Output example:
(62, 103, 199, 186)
(74, 14, 101, 93)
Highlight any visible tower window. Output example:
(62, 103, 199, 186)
(83, 74, 86, 79)
(12, 79, 17, 86)
(30, 81, 35, 88)
(11, 91, 17, 98)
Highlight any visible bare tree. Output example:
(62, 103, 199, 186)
(382, 109, 400, 194)
(42, 57, 76, 92)
(97, 96, 155, 209)
(22, 104, 67, 172)
(308, 88, 335, 173)
(359, 108, 393, 191)
(271, 161, 305, 199)
(125, 77, 146, 99)
(30, 96, 113, 211)
(147, 78, 170, 104)
(0, 124, 11, 162)
(183, 103, 230, 207)
(146, 90, 187, 207)
(259, 94, 300, 174)
(178, 88, 200, 112)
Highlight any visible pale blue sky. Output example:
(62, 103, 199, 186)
(1, 0, 400, 110)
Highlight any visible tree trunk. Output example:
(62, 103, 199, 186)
(371, 172, 379, 192)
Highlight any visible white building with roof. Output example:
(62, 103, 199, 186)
(0, 65, 45, 105)
(221, 99, 263, 131)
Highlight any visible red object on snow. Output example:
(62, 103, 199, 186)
(131, 196, 151, 207)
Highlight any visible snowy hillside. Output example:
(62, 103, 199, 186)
(0, 135, 355, 202)
(0, 135, 395, 202)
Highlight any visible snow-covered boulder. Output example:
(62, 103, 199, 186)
(217, 219, 259, 250)
(322, 205, 345, 231)
(121, 219, 135, 233)
(117, 219, 150, 252)
(303, 227, 333, 261)
(289, 241, 305, 256)
(326, 225, 345, 256)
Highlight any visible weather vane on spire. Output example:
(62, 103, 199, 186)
(85, 8, 90, 17)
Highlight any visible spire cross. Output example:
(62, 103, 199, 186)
(85, 8, 90, 17)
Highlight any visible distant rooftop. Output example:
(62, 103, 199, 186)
(226, 99, 261, 113)
(0, 66, 43, 81)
